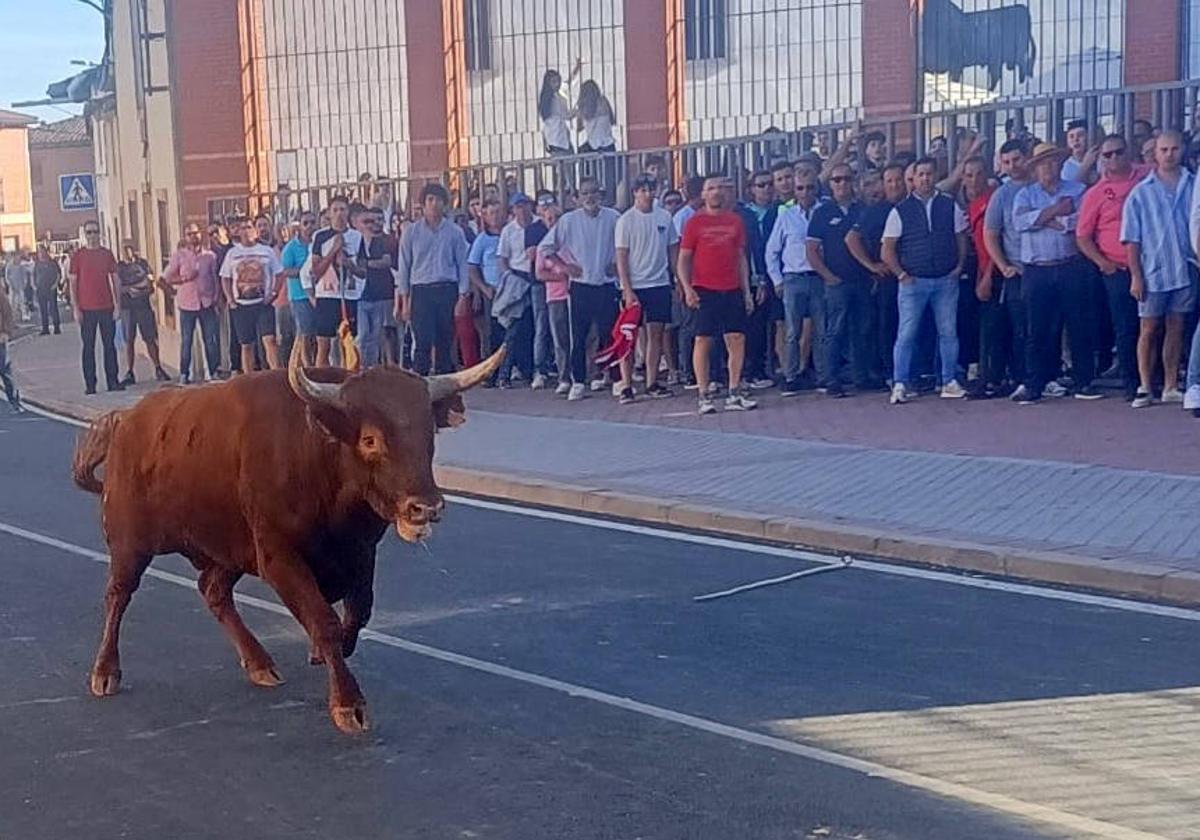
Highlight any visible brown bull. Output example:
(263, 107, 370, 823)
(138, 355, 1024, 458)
(72, 348, 503, 733)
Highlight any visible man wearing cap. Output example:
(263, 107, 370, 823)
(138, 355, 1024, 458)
(881, 157, 969, 404)
(1012, 141, 1097, 402)
(615, 174, 680, 403)
(1123, 130, 1197, 409)
(498, 192, 544, 388)
(1077, 134, 1152, 402)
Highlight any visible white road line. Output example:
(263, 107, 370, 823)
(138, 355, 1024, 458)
(448, 496, 1200, 623)
(18, 402, 1200, 623)
(0, 519, 1170, 840)
(22, 403, 89, 428)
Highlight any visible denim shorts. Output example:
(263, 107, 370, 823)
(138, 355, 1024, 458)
(1139, 284, 1196, 319)
(291, 297, 317, 335)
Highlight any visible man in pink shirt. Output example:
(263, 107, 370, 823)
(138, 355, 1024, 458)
(1076, 134, 1151, 401)
(163, 222, 221, 384)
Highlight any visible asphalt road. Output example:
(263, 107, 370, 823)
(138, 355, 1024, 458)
(3, 409, 1200, 839)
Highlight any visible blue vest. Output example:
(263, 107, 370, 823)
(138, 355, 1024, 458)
(896, 194, 958, 277)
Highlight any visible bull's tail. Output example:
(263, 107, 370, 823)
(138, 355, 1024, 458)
(72, 411, 121, 494)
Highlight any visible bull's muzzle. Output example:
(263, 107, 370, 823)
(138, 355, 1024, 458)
(395, 497, 445, 544)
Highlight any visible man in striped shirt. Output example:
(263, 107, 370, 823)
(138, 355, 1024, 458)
(1121, 130, 1197, 409)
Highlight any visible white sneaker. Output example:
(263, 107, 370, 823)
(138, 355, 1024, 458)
(531, 373, 547, 391)
(724, 393, 758, 411)
(1162, 387, 1184, 404)
(1009, 384, 1029, 402)
(567, 383, 586, 401)
(590, 378, 607, 392)
(889, 383, 909, 405)
(1045, 380, 1068, 398)
(612, 381, 623, 398)
(555, 381, 571, 396)
(940, 380, 967, 399)
(749, 377, 775, 390)
(1184, 385, 1200, 411)
(204, 369, 217, 382)
(1131, 390, 1153, 409)
(966, 363, 980, 382)
(706, 381, 722, 397)
(698, 398, 717, 415)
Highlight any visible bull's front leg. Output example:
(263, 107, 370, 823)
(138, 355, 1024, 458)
(255, 535, 368, 734)
(340, 550, 376, 659)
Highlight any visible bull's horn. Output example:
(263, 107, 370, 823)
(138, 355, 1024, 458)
(288, 354, 342, 406)
(425, 347, 506, 402)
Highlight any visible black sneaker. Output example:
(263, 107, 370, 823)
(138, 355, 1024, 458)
(84, 385, 97, 396)
(780, 379, 802, 397)
(825, 382, 847, 398)
(108, 383, 126, 393)
(120, 371, 136, 386)
(645, 383, 673, 399)
(619, 387, 636, 405)
(154, 366, 171, 382)
(1073, 385, 1104, 401)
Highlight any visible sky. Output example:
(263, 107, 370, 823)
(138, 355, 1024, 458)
(0, 0, 107, 124)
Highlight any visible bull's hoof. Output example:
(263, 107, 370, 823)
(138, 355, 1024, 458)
(341, 634, 359, 659)
(246, 666, 285, 688)
(330, 704, 369, 734)
(89, 669, 122, 697)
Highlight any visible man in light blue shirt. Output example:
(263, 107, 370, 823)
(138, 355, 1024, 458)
(1122, 130, 1198, 408)
(1011, 142, 1098, 402)
(765, 171, 824, 394)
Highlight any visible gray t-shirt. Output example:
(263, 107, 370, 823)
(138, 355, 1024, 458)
(537, 206, 620, 286)
(983, 178, 1029, 270)
(615, 205, 679, 289)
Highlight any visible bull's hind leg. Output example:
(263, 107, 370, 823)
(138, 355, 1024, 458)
(196, 565, 284, 687)
(89, 550, 152, 697)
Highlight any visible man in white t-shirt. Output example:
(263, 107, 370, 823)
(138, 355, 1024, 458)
(218, 216, 286, 373)
(615, 174, 681, 403)
(301, 195, 364, 367)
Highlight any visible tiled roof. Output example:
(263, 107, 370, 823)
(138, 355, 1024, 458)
(29, 115, 90, 148)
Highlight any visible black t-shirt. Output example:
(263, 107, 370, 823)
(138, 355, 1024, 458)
(118, 258, 153, 310)
(808, 201, 866, 283)
(358, 235, 395, 302)
(524, 219, 549, 251)
(852, 201, 895, 263)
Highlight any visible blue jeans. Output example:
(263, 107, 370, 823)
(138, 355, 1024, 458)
(179, 305, 220, 379)
(1188, 317, 1200, 392)
(894, 273, 959, 387)
(356, 298, 392, 368)
(1022, 259, 1093, 396)
(823, 278, 872, 387)
(499, 305, 534, 383)
(530, 281, 551, 375)
(780, 272, 825, 382)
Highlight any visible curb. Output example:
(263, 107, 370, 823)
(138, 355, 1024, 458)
(26, 385, 1198, 608)
(433, 465, 1200, 607)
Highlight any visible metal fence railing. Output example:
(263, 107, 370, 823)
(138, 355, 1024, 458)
(208, 80, 1200, 227)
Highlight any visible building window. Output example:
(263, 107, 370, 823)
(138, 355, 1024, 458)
(685, 0, 727, 61)
(464, 0, 491, 72)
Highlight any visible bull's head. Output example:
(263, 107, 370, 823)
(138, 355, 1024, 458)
(287, 348, 504, 543)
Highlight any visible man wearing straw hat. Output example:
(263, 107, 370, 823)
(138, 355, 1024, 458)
(1012, 141, 1097, 403)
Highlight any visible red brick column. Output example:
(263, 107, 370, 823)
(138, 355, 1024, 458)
(623, 0, 673, 150)
(1123, 0, 1181, 87)
(862, 0, 918, 120)
(404, 0, 453, 175)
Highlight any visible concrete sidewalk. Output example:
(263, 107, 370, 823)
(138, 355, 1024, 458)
(13, 325, 1200, 604)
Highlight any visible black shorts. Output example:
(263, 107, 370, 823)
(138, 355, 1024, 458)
(120, 303, 157, 343)
(695, 289, 748, 337)
(315, 297, 357, 338)
(636, 285, 673, 325)
(231, 302, 276, 345)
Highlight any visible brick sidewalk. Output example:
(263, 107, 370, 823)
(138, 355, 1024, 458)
(14, 328, 1200, 602)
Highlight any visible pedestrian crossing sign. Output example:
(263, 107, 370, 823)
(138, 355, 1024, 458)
(59, 173, 96, 211)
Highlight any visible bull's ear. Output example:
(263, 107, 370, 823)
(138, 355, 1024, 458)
(306, 402, 359, 444)
(433, 394, 467, 430)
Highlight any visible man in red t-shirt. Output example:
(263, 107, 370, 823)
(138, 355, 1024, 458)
(677, 175, 758, 414)
(68, 222, 123, 394)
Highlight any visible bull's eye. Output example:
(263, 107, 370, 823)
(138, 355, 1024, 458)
(361, 434, 378, 450)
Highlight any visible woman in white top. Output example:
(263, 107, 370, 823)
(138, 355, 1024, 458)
(538, 60, 583, 156)
(576, 80, 617, 154)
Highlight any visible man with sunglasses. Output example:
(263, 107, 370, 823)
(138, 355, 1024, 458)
(281, 211, 318, 364)
(218, 215, 286, 374)
(808, 164, 875, 397)
(1121, 130, 1196, 409)
(1077, 135, 1151, 402)
(163, 223, 222, 383)
(68, 222, 123, 394)
(737, 170, 780, 389)
(766, 169, 825, 395)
